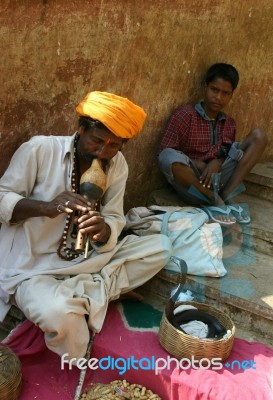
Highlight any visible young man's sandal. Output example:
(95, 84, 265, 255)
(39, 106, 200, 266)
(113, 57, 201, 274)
(203, 205, 236, 227)
(228, 204, 251, 224)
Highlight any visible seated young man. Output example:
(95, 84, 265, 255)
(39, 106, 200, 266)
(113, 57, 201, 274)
(0, 91, 172, 360)
(158, 63, 268, 226)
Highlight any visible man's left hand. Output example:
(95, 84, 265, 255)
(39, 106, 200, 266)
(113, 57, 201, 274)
(75, 211, 111, 243)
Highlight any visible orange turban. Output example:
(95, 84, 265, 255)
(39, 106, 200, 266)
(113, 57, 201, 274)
(76, 91, 147, 139)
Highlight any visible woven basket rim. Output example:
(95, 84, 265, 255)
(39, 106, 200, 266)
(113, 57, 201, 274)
(159, 300, 236, 361)
(0, 345, 22, 399)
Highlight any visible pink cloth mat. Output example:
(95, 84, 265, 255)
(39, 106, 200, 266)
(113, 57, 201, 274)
(1, 302, 273, 400)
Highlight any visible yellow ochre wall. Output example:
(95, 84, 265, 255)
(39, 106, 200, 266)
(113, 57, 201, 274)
(1, 0, 272, 209)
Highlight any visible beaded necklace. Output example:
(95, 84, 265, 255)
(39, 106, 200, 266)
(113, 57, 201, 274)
(57, 133, 81, 261)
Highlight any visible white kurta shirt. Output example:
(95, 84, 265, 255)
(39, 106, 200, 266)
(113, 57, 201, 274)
(0, 134, 128, 319)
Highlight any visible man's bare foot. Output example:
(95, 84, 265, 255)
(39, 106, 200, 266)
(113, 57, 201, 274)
(119, 290, 144, 302)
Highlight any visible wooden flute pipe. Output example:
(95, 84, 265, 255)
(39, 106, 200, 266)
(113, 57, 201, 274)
(75, 159, 106, 256)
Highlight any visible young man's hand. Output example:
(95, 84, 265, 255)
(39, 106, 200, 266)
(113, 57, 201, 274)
(199, 159, 223, 188)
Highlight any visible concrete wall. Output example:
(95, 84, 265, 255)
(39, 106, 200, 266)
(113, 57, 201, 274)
(1, 0, 272, 210)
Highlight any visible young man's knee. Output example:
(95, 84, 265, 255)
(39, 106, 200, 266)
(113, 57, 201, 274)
(159, 148, 176, 171)
(159, 148, 188, 170)
(171, 162, 188, 173)
(251, 128, 268, 146)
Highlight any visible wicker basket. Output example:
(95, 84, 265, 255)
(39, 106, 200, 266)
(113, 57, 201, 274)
(0, 345, 22, 400)
(158, 300, 235, 361)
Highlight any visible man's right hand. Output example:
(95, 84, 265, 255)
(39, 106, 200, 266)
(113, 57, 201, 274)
(47, 191, 92, 218)
(11, 191, 92, 222)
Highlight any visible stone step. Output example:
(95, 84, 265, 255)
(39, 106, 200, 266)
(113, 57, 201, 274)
(227, 193, 273, 257)
(141, 247, 273, 347)
(245, 162, 273, 202)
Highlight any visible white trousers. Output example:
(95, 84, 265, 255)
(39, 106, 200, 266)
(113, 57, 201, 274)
(15, 234, 172, 359)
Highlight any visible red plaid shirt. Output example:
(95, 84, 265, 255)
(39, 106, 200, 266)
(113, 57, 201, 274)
(159, 103, 236, 161)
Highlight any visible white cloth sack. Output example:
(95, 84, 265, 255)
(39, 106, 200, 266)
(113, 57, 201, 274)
(125, 206, 226, 277)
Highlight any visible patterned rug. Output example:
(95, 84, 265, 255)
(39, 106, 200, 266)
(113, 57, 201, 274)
(2, 300, 273, 400)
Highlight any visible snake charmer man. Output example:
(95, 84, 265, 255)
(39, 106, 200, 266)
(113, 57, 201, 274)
(0, 91, 172, 359)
